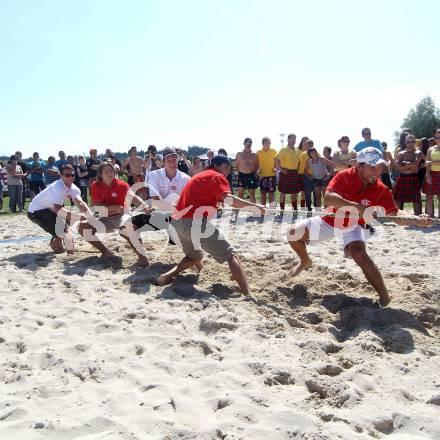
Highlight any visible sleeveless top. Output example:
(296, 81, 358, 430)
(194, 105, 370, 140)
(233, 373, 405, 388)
(307, 159, 328, 180)
(431, 149, 440, 172)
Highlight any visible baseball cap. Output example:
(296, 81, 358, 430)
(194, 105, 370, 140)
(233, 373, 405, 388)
(211, 154, 231, 167)
(162, 147, 178, 158)
(356, 147, 387, 166)
(243, 137, 252, 144)
(340, 136, 350, 143)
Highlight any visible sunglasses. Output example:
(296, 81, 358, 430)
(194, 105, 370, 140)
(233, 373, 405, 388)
(341, 140, 350, 143)
(362, 132, 371, 135)
(63, 173, 75, 177)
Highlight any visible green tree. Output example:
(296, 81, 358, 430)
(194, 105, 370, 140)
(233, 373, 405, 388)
(395, 96, 440, 144)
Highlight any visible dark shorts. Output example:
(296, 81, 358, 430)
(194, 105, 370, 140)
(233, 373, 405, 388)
(312, 177, 331, 188)
(393, 173, 421, 203)
(260, 176, 277, 193)
(27, 209, 62, 237)
(380, 173, 393, 190)
(131, 212, 171, 231)
(30, 181, 46, 194)
(131, 212, 175, 245)
(238, 172, 258, 190)
(278, 171, 303, 194)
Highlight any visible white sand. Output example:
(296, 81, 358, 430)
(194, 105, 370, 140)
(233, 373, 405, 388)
(0, 213, 440, 440)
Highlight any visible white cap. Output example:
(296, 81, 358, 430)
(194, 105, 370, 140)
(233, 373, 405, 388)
(356, 147, 387, 166)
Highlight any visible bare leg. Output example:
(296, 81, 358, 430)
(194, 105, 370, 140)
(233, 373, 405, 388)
(268, 192, 276, 208)
(345, 241, 390, 307)
(227, 254, 250, 294)
(287, 226, 312, 277)
(64, 227, 75, 255)
(237, 187, 245, 200)
(279, 192, 286, 209)
(300, 190, 306, 208)
(426, 196, 434, 217)
(261, 191, 267, 206)
(413, 201, 422, 216)
(121, 233, 149, 267)
(248, 189, 256, 204)
(154, 256, 202, 286)
(78, 222, 114, 257)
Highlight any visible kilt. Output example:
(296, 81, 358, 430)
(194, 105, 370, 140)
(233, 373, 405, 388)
(278, 170, 303, 194)
(22, 178, 31, 197)
(423, 171, 440, 196)
(393, 173, 421, 203)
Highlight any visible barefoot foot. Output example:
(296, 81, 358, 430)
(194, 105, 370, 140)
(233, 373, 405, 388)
(287, 259, 312, 278)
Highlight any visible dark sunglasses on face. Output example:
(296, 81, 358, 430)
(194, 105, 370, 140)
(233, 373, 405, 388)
(363, 132, 371, 135)
(63, 173, 75, 177)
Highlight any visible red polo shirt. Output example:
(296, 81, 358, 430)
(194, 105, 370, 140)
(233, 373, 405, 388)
(324, 167, 398, 228)
(91, 178, 130, 207)
(173, 170, 231, 219)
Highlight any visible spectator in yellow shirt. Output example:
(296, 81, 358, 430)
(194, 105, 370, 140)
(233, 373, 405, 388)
(275, 133, 302, 211)
(256, 137, 278, 207)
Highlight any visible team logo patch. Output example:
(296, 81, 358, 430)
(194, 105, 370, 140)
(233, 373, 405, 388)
(171, 186, 177, 191)
(360, 199, 371, 207)
(112, 193, 117, 197)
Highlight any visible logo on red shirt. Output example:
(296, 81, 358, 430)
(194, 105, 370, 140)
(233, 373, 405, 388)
(360, 199, 371, 207)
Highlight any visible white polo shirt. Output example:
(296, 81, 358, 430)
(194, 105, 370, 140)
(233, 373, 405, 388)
(28, 179, 82, 213)
(147, 168, 190, 204)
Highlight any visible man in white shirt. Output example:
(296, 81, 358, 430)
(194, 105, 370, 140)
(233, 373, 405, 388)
(27, 164, 92, 254)
(137, 147, 190, 234)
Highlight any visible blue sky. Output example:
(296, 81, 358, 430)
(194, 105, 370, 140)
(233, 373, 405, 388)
(1, 0, 439, 158)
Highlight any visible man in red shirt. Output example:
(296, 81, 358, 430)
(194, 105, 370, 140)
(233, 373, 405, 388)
(287, 147, 432, 307)
(78, 162, 153, 266)
(152, 155, 265, 294)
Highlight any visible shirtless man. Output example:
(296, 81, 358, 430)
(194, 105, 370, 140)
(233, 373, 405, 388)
(123, 146, 145, 187)
(393, 134, 424, 214)
(235, 138, 259, 203)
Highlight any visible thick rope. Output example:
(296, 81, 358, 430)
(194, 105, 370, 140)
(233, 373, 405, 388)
(132, 206, 440, 226)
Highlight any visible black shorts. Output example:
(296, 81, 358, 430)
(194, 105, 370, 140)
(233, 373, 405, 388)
(238, 172, 258, 190)
(27, 209, 64, 237)
(30, 181, 46, 194)
(131, 212, 175, 245)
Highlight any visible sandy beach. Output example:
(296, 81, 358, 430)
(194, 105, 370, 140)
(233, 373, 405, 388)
(1, 213, 440, 440)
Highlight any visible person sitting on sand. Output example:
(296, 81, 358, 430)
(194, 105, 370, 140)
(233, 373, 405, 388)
(152, 154, 266, 294)
(27, 164, 92, 253)
(78, 162, 154, 267)
(287, 147, 432, 307)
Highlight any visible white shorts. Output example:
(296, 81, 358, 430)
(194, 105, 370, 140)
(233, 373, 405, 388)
(294, 216, 370, 249)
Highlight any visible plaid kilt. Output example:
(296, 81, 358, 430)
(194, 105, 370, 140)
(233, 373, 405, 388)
(393, 173, 421, 203)
(423, 171, 440, 196)
(22, 178, 31, 197)
(278, 170, 303, 194)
